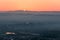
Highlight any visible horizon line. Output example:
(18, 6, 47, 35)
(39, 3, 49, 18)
(0, 10, 60, 12)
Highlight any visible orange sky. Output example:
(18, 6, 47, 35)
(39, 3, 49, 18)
(0, 0, 60, 11)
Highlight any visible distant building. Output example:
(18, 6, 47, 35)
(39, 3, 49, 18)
(5, 32, 16, 35)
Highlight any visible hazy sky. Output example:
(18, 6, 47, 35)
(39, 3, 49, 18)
(0, 0, 60, 11)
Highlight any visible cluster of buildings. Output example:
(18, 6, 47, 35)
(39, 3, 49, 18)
(0, 32, 40, 40)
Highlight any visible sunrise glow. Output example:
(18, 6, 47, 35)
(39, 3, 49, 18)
(0, 0, 60, 11)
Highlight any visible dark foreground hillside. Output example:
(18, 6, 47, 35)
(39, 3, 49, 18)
(0, 31, 60, 40)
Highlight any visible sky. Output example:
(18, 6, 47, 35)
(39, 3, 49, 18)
(0, 0, 60, 11)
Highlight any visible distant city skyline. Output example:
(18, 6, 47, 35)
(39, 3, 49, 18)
(0, 0, 60, 11)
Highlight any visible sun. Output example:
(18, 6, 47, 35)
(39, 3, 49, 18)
(23, 9, 26, 11)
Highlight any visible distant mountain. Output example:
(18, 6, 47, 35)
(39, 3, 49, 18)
(0, 10, 60, 13)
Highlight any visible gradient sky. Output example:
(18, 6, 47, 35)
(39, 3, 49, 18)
(0, 0, 60, 11)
